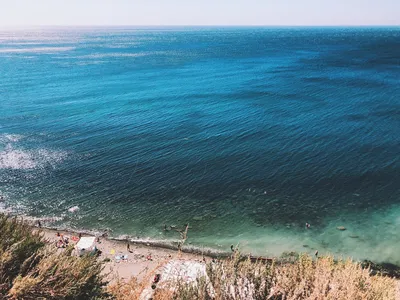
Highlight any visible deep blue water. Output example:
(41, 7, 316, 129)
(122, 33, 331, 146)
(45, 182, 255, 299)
(0, 27, 399, 262)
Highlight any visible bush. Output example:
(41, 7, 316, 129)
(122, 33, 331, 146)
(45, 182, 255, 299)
(8, 247, 109, 299)
(0, 214, 110, 299)
(108, 277, 142, 300)
(170, 253, 396, 300)
(0, 215, 45, 294)
(1, 214, 397, 300)
(129, 252, 395, 300)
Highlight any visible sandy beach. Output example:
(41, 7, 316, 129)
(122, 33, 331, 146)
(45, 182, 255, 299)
(38, 227, 207, 284)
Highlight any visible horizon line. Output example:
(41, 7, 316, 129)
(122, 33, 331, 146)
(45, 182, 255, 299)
(1, 24, 399, 28)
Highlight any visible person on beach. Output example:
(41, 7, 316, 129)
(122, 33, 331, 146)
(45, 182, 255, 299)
(37, 220, 42, 228)
(231, 244, 234, 252)
(127, 243, 131, 252)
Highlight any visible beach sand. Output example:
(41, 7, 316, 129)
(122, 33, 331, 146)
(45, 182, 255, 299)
(39, 227, 206, 284)
(23, 226, 400, 300)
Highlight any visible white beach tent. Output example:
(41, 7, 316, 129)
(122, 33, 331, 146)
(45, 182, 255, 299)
(75, 236, 96, 256)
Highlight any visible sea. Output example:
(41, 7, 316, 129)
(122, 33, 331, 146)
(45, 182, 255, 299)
(0, 26, 399, 263)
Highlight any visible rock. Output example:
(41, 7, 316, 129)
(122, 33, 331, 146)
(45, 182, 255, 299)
(280, 251, 299, 263)
(337, 226, 346, 231)
(193, 216, 203, 221)
(303, 244, 309, 248)
(362, 260, 400, 278)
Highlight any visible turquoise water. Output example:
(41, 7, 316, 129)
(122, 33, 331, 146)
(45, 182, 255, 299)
(0, 27, 399, 263)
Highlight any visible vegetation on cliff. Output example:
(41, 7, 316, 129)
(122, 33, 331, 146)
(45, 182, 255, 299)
(0, 214, 397, 299)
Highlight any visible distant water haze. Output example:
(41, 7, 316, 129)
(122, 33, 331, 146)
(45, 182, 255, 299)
(0, 27, 399, 263)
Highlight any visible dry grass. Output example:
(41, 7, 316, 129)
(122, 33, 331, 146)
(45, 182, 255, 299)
(0, 214, 397, 300)
(271, 254, 395, 300)
(0, 215, 45, 294)
(9, 246, 108, 299)
(111, 252, 397, 300)
(0, 214, 110, 299)
(108, 259, 169, 300)
(108, 277, 142, 300)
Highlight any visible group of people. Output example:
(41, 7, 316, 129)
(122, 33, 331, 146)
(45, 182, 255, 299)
(56, 232, 70, 248)
(55, 232, 81, 248)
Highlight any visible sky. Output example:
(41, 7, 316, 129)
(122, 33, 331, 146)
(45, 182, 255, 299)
(0, 0, 399, 27)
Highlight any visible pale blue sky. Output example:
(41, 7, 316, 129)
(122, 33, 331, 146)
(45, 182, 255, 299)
(1, 0, 399, 26)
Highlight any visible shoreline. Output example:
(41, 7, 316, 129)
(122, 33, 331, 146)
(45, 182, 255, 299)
(3, 213, 400, 299)
(35, 222, 231, 259)
(10, 212, 400, 268)
(37, 225, 210, 283)
(2, 212, 400, 286)
(33, 225, 400, 300)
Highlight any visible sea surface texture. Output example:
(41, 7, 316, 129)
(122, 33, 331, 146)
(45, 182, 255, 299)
(0, 27, 399, 263)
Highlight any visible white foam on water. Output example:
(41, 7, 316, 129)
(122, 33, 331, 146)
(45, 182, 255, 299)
(0, 201, 12, 214)
(107, 43, 140, 49)
(0, 46, 75, 54)
(0, 144, 68, 170)
(68, 206, 80, 213)
(0, 134, 25, 143)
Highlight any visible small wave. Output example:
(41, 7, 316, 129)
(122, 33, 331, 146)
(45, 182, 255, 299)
(106, 44, 141, 49)
(22, 215, 65, 225)
(0, 47, 75, 54)
(111, 236, 230, 258)
(0, 145, 68, 170)
(0, 202, 12, 214)
(79, 52, 147, 59)
(0, 134, 25, 143)
(0, 211, 66, 226)
(12, 218, 229, 257)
